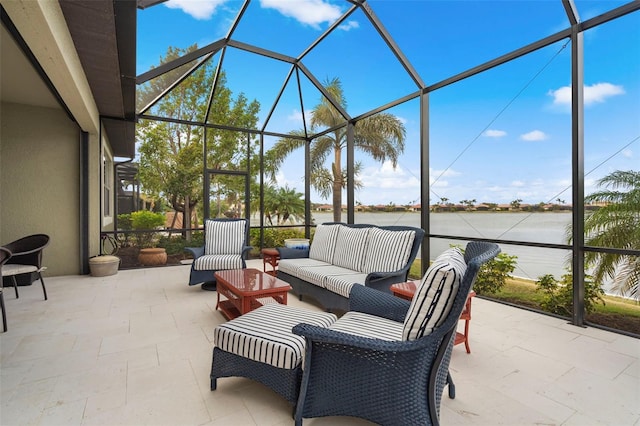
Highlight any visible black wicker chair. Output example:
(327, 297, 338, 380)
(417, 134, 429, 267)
(0, 247, 11, 332)
(1, 234, 49, 300)
(185, 218, 252, 290)
(292, 241, 501, 426)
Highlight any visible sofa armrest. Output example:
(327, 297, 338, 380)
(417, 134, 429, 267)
(184, 246, 204, 259)
(348, 285, 410, 323)
(241, 245, 253, 259)
(277, 247, 310, 259)
(365, 269, 405, 282)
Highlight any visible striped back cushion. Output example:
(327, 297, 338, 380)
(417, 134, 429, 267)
(309, 224, 341, 263)
(362, 228, 416, 273)
(332, 227, 370, 271)
(204, 219, 246, 255)
(402, 248, 466, 341)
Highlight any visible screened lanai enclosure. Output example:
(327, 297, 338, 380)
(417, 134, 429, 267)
(116, 0, 640, 335)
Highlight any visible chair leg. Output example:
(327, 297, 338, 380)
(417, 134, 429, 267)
(447, 372, 456, 399)
(11, 276, 19, 299)
(1, 291, 7, 332)
(38, 273, 48, 300)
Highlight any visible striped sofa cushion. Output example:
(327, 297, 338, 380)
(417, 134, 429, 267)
(204, 220, 245, 255)
(362, 228, 416, 273)
(214, 304, 337, 369)
(332, 226, 370, 271)
(329, 311, 403, 341)
(294, 265, 359, 288)
(193, 254, 244, 271)
(402, 247, 466, 341)
(323, 273, 368, 298)
(278, 258, 331, 277)
(309, 224, 341, 263)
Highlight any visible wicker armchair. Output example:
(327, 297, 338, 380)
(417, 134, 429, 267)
(1, 234, 49, 300)
(0, 247, 11, 332)
(185, 218, 252, 290)
(292, 241, 501, 426)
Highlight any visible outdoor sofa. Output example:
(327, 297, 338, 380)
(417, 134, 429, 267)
(276, 222, 424, 312)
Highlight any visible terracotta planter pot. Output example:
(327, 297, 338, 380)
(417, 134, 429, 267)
(138, 248, 167, 266)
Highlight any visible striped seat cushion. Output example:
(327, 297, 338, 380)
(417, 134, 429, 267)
(403, 247, 467, 341)
(278, 258, 331, 277)
(309, 224, 341, 263)
(295, 265, 360, 288)
(193, 254, 244, 271)
(362, 228, 416, 273)
(332, 227, 370, 271)
(329, 311, 403, 341)
(204, 220, 246, 255)
(323, 273, 368, 298)
(214, 304, 337, 369)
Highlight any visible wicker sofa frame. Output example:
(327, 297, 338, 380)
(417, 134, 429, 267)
(277, 222, 425, 312)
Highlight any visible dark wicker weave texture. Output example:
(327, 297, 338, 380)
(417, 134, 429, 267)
(210, 347, 302, 406)
(293, 241, 501, 426)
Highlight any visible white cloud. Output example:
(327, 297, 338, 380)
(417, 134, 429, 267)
(428, 167, 460, 189)
(520, 130, 548, 141)
(165, 0, 227, 20)
(338, 20, 359, 31)
(360, 161, 420, 189)
(511, 180, 525, 187)
(395, 115, 408, 125)
(260, 0, 342, 28)
(484, 129, 506, 138)
(622, 149, 633, 158)
(286, 109, 312, 124)
(549, 82, 625, 106)
(352, 162, 421, 205)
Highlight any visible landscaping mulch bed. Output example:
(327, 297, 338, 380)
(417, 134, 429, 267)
(115, 246, 188, 269)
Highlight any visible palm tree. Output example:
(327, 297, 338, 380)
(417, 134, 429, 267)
(573, 170, 640, 300)
(261, 185, 305, 226)
(266, 77, 406, 222)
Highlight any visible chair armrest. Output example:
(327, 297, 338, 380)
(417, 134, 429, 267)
(349, 285, 410, 323)
(293, 323, 415, 352)
(276, 247, 310, 259)
(184, 246, 204, 259)
(241, 246, 253, 259)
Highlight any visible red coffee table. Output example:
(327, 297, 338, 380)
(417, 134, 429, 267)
(214, 268, 292, 320)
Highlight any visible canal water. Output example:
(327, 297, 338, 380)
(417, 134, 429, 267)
(310, 211, 573, 282)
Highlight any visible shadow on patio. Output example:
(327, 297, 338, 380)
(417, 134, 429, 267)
(1, 261, 638, 425)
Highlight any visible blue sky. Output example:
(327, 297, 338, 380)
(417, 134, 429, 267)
(137, 1, 639, 206)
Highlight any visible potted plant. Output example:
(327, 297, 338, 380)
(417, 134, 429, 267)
(131, 210, 167, 266)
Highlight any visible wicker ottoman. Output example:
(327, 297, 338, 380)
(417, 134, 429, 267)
(211, 303, 337, 405)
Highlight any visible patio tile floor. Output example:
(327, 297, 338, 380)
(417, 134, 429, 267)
(1, 260, 638, 425)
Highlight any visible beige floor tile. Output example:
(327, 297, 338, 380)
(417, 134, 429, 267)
(1, 265, 638, 426)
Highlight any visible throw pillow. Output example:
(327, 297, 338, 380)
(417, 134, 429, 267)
(332, 227, 370, 271)
(309, 224, 341, 263)
(402, 247, 466, 340)
(362, 228, 415, 273)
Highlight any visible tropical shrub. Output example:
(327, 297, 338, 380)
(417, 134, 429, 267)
(130, 210, 165, 248)
(453, 245, 517, 295)
(536, 272, 605, 316)
(157, 232, 204, 256)
(249, 227, 306, 252)
(473, 252, 518, 295)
